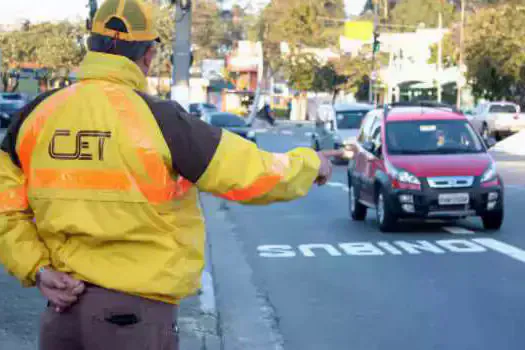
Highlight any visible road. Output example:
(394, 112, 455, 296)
(2, 125, 525, 350)
(206, 125, 525, 350)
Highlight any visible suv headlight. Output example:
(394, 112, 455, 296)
(481, 162, 497, 183)
(386, 160, 421, 185)
(247, 130, 256, 139)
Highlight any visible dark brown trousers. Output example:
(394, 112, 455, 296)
(39, 284, 179, 350)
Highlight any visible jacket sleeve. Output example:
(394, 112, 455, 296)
(0, 97, 54, 287)
(138, 94, 321, 204)
(196, 130, 320, 204)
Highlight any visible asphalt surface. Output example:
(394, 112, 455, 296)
(207, 125, 525, 350)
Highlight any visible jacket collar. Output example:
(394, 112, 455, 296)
(77, 51, 148, 92)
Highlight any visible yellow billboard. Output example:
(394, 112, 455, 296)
(344, 21, 374, 41)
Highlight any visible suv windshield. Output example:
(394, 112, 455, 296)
(336, 110, 369, 129)
(386, 120, 484, 155)
(489, 104, 517, 113)
(210, 113, 246, 127)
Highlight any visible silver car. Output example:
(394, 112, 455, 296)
(0, 92, 28, 128)
(469, 101, 524, 141)
(311, 103, 374, 163)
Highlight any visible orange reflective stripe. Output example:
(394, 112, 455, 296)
(218, 175, 282, 201)
(0, 186, 28, 212)
(18, 86, 79, 176)
(32, 169, 134, 191)
(101, 84, 191, 203)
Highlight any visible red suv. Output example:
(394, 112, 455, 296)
(347, 105, 504, 232)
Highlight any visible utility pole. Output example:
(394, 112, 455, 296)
(87, 0, 98, 30)
(437, 9, 443, 103)
(457, 0, 465, 109)
(171, 0, 192, 111)
(369, 0, 379, 105)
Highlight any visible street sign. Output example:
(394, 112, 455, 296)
(344, 21, 373, 41)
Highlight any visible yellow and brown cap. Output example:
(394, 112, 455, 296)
(92, 0, 160, 42)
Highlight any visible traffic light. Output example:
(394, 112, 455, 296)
(373, 31, 380, 54)
(170, 0, 191, 10)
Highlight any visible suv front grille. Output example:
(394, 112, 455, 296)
(427, 176, 474, 189)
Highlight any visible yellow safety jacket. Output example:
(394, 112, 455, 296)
(0, 52, 320, 304)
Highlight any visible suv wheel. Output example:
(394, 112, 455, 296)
(482, 210, 503, 230)
(349, 179, 367, 221)
(376, 188, 398, 232)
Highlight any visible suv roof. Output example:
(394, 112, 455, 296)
(379, 105, 466, 122)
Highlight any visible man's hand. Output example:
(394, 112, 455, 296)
(315, 149, 345, 185)
(37, 268, 85, 313)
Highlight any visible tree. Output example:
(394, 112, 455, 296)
(312, 63, 348, 102)
(464, 2, 525, 104)
(0, 21, 86, 90)
(429, 32, 459, 67)
(334, 55, 373, 101)
(191, 0, 224, 63)
(255, 0, 346, 78)
(282, 52, 321, 92)
(390, 0, 456, 30)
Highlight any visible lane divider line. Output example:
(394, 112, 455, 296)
(473, 238, 525, 264)
(443, 227, 475, 235)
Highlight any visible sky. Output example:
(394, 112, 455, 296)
(0, 0, 368, 25)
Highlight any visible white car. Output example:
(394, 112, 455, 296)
(311, 103, 374, 163)
(469, 102, 525, 140)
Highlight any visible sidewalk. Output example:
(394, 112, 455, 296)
(490, 150, 525, 187)
(179, 294, 221, 350)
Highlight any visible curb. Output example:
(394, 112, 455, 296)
(201, 194, 285, 350)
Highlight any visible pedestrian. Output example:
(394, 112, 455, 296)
(0, 0, 342, 349)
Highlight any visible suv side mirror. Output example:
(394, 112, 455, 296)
(362, 140, 376, 154)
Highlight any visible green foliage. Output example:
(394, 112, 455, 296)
(334, 55, 373, 97)
(283, 52, 320, 92)
(429, 32, 459, 67)
(258, 0, 345, 76)
(313, 63, 348, 99)
(390, 0, 456, 30)
(0, 21, 86, 90)
(464, 3, 525, 103)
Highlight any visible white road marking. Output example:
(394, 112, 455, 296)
(304, 132, 314, 137)
(443, 226, 475, 235)
(280, 130, 293, 136)
(326, 182, 349, 192)
(299, 244, 343, 257)
(473, 238, 525, 264)
(394, 240, 446, 255)
(257, 239, 494, 258)
(199, 271, 216, 314)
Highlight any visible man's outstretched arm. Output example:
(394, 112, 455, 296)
(196, 129, 337, 204)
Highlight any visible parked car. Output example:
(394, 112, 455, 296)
(189, 103, 218, 118)
(347, 105, 503, 232)
(311, 103, 374, 163)
(0, 92, 28, 128)
(469, 101, 524, 141)
(202, 112, 257, 143)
